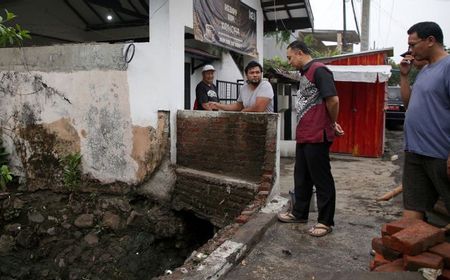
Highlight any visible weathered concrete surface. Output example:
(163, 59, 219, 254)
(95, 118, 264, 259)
(0, 44, 126, 72)
(0, 44, 170, 189)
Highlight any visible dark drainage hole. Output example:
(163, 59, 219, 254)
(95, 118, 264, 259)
(177, 210, 216, 248)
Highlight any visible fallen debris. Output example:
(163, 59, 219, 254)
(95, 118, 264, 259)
(370, 218, 450, 279)
(376, 185, 403, 201)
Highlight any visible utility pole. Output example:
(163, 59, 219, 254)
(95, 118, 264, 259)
(361, 0, 370, 51)
(343, 0, 347, 52)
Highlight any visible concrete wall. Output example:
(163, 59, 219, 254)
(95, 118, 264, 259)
(0, 44, 170, 191)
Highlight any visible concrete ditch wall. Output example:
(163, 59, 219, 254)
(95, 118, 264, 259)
(173, 111, 279, 227)
(0, 44, 171, 192)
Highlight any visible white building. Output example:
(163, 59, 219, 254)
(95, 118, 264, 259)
(0, 0, 313, 186)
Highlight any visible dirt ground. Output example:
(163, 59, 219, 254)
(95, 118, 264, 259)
(223, 127, 433, 279)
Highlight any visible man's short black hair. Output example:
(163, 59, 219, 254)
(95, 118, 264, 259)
(245, 61, 263, 74)
(408, 21, 444, 45)
(287, 40, 311, 55)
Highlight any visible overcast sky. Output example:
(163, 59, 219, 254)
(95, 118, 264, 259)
(309, 0, 450, 62)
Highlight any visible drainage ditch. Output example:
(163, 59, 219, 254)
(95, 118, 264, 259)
(0, 191, 215, 279)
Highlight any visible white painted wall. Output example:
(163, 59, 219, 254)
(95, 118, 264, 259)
(127, 0, 193, 163)
(264, 36, 289, 59)
(128, 0, 266, 164)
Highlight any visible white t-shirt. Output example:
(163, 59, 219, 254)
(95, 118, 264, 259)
(237, 80, 274, 112)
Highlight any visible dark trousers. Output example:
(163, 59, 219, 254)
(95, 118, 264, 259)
(292, 142, 336, 226)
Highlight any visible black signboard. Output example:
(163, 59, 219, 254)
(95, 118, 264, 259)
(193, 0, 257, 57)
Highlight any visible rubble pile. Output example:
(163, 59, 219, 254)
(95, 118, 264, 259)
(370, 218, 450, 279)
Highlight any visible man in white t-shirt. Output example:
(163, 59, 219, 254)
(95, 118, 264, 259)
(209, 61, 274, 112)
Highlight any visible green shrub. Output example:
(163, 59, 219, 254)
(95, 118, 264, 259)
(60, 153, 82, 191)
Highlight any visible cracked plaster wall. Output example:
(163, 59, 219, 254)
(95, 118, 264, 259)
(0, 44, 170, 189)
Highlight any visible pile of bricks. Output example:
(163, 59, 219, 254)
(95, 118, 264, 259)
(370, 218, 450, 279)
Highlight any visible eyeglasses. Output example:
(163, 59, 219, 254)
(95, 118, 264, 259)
(408, 38, 426, 50)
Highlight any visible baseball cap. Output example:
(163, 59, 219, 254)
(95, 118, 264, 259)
(202, 65, 215, 72)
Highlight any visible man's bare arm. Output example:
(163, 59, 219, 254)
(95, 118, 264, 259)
(209, 102, 243, 111)
(325, 95, 339, 123)
(241, 97, 270, 112)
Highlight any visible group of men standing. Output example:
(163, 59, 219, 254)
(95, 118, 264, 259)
(194, 20, 450, 238)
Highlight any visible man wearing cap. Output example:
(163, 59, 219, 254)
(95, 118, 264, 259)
(194, 65, 220, 110)
(209, 61, 274, 112)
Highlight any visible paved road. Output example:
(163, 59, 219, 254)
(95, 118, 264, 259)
(223, 129, 426, 280)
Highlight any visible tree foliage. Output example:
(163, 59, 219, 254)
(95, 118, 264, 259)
(264, 30, 292, 46)
(0, 9, 31, 47)
(263, 33, 341, 72)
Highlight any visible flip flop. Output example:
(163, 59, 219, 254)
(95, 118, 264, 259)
(309, 223, 332, 237)
(277, 212, 308, 223)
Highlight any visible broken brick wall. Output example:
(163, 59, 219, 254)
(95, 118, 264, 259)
(174, 110, 279, 227)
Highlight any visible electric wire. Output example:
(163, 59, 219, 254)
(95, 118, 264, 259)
(351, 0, 360, 36)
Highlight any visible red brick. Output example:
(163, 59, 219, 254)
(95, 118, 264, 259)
(373, 259, 404, 272)
(373, 237, 402, 261)
(369, 260, 377, 271)
(381, 224, 389, 237)
(438, 269, 450, 280)
(384, 218, 423, 235)
(235, 215, 250, 224)
(429, 242, 450, 268)
(258, 182, 271, 192)
(404, 252, 444, 271)
(373, 253, 390, 268)
(386, 222, 445, 255)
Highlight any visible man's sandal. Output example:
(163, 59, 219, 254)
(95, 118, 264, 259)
(308, 223, 332, 237)
(277, 212, 308, 223)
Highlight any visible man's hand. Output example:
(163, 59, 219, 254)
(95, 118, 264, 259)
(333, 123, 344, 137)
(208, 102, 219, 110)
(202, 102, 212, 110)
(399, 55, 414, 76)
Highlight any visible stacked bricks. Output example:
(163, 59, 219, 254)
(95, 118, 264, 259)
(370, 218, 450, 279)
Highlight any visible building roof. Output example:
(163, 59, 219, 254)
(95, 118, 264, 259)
(315, 48, 394, 64)
(269, 64, 392, 84)
(299, 28, 360, 44)
(261, 0, 314, 32)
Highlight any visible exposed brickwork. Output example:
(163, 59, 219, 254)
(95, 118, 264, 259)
(172, 168, 259, 228)
(373, 259, 404, 272)
(429, 243, 450, 268)
(371, 218, 449, 275)
(175, 111, 279, 228)
(404, 252, 444, 271)
(384, 218, 423, 236)
(385, 221, 445, 255)
(372, 237, 402, 261)
(370, 253, 390, 270)
(177, 111, 278, 183)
